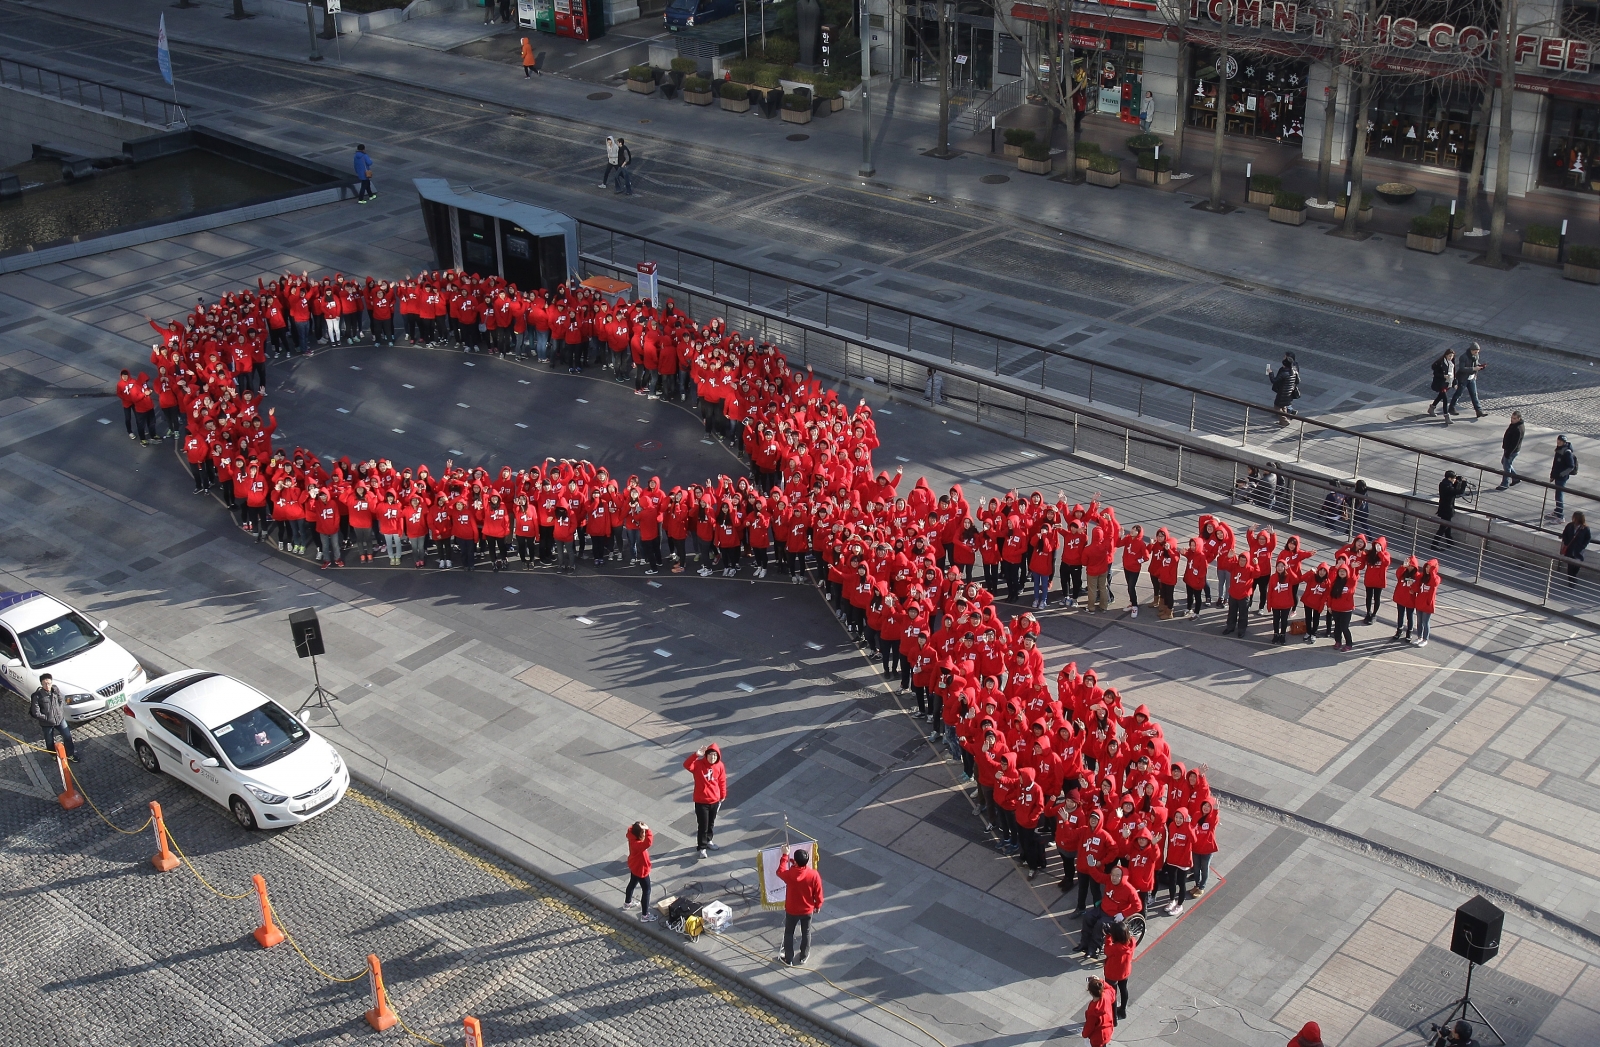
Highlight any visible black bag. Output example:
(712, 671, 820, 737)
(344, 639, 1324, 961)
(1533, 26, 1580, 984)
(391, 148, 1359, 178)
(665, 893, 702, 930)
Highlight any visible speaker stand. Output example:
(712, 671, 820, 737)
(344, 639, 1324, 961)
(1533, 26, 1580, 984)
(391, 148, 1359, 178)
(297, 653, 342, 728)
(1442, 961, 1505, 1047)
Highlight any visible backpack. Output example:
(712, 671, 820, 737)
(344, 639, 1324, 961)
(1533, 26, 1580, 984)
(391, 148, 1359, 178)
(1571, 452, 1580, 476)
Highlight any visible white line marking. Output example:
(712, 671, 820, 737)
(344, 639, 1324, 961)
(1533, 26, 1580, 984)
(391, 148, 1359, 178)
(402, 384, 415, 389)
(736, 682, 755, 692)
(515, 423, 529, 428)
(723, 610, 740, 618)
(504, 586, 520, 594)
(576, 398, 589, 403)
(456, 402, 470, 408)
(97, 419, 111, 424)
(653, 648, 671, 657)
(576, 616, 595, 624)
(337, 408, 350, 414)
(392, 428, 405, 434)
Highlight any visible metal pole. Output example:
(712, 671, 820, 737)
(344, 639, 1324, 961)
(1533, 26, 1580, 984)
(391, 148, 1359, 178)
(1088, 364, 1095, 403)
(1176, 446, 1184, 487)
(1137, 382, 1144, 418)
(1072, 414, 1079, 454)
(307, 2, 323, 61)
(1241, 406, 1250, 446)
(949, 326, 955, 363)
(1123, 430, 1131, 470)
(860, 21, 875, 176)
(1473, 468, 1484, 511)
(1352, 436, 1361, 478)
(1412, 454, 1422, 496)
(1189, 393, 1197, 432)
(1544, 559, 1554, 605)
(906, 313, 912, 350)
(1474, 537, 1486, 583)
(865, 303, 870, 341)
(993, 339, 1000, 375)
(1297, 421, 1306, 462)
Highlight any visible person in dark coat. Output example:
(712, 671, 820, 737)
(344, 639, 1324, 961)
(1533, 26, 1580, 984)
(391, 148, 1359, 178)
(1561, 511, 1590, 587)
(1432, 471, 1469, 549)
(1494, 411, 1524, 489)
(1550, 435, 1577, 520)
(1267, 353, 1299, 427)
(1427, 349, 1456, 424)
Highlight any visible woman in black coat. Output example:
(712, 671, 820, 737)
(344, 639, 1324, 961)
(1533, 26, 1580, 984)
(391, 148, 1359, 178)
(1561, 512, 1591, 587)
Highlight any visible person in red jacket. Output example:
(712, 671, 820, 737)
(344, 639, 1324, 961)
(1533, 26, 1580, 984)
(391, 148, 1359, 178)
(1191, 800, 1219, 896)
(1102, 921, 1135, 1022)
(311, 490, 343, 568)
(1081, 862, 1140, 959)
(624, 821, 657, 922)
(1392, 556, 1420, 643)
(776, 847, 824, 967)
(450, 498, 480, 572)
(683, 743, 727, 858)
(1300, 563, 1331, 644)
(1266, 560, 1298, 644)
(1413, 558, 1440, 647)
(1082, 976, 1116, 1047)
(1361, 536, 1391, 624)
(184, 428, 213, 493)
(1117, 524, 1148, 616)
(1221, 551, 1254, 638)
(1014, 767, 1048, 878)
(1327, 562, 1357, 651)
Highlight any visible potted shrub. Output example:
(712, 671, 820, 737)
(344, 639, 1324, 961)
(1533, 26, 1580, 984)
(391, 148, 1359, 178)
(1523, 223, 1560, 263)
(1564, 244, 1600, 284)
(1269, 190, 1307, 226)
(1017, 141, 1052, 175)
(1085, 152, 1120, 188)
(1125, 132, 1161, 156)
(1075, 140, 1101, 172)
(668, 56, 697, 87)
(719, 79, 750, 112)
(682, 75, 713, 106)
(626, 65, 656, 95)
(1002, 128, 1035, 158)
(1334, 190, 1374, 223)
(1406, 207, 1450, 254)
(812, 80, 841, 116)
(1135, 151, 1171, 185)
(1247, 173, 1281, 206)
(754, 66, 782, 90)
(780, 91, 812, 124)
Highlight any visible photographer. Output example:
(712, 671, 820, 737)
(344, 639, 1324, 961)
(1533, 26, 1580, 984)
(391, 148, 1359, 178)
(1432, 1021, 1476, 1047)
(1432, 471, 1470, 551)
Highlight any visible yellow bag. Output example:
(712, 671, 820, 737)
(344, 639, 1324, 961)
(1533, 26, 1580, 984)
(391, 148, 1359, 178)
(683, 914, 704, 940)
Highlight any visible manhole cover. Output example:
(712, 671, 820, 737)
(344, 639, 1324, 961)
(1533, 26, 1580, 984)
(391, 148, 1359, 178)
(981, 174, 1010, 184)
(786, 133, 809, 142)
(636, 438, 663, 451)
(587, 91, 612, 101)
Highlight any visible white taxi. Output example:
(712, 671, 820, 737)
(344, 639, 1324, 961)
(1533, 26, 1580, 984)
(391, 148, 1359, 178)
(123, 670, 349, 830)
(0, 590, 146, 722)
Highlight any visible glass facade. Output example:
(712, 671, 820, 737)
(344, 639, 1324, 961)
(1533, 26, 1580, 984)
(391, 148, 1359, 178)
(1187, 47, 1308, 144)
(1542, 98, 1600, 192)
(1089, 35, 1143, 122)
(1366, 79, 1480, 170)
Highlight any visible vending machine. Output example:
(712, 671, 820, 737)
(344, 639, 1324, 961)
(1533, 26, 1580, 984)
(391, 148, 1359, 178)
(518, 0, 555, 33)
(553, 0, 604, 40)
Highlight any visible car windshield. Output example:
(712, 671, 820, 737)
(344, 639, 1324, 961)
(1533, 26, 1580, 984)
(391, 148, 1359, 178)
(18, 612, 104, 669)
(210, 701, 309, 770)
(666, 0, 695, 13)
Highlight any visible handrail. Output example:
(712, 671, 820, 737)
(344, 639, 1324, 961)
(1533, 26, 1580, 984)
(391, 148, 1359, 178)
(963, 77, 1026, 132)
(0, 56, 188, 129)
(570, 216, 1598, 525)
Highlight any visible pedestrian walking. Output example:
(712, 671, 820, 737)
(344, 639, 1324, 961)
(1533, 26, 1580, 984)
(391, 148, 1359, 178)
(1494, 411, 1524, 489)
(29, 673, 77, 763)
(1082, 976, 1117, 1047)
(614, 138, 635, 196)
(599, 135, 619, 188)
(353, 145, 375, 204)
(1103, 920, 1134, 1021)
(1432, 471, 1469, 549)
(776, 847, 824, 967)
(682, 742, 726, 858)
(1288, 1023, 1324, 1047)
(923, 365, 945, 405)
(1549, 435, 1578, 520)
(1448, 342, 1486, 418)
(1266, 353, 1299, 426)
(1426, 349, 1456, 423)
(521, 37, 537, 77)
(623, 821, 657, 921)
(1561, 511, 1590, 587)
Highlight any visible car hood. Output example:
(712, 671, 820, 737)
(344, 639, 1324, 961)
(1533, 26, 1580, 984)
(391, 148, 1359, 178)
(50, 643, 139, 696)
(235, 732, 340, 795)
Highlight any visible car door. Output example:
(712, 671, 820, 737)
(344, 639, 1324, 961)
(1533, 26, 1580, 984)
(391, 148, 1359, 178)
(149, 709, 230, 807)
(0, 626, 31, 698)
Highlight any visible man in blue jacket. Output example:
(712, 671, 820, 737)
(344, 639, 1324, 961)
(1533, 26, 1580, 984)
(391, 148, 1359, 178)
(354, 145, 375, 204)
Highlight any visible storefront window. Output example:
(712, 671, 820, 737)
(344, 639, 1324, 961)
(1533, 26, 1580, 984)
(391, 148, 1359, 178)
(1543, 99, 1600, 192)
(1367, 80, 1479, 170)
(1090, 36, 1143, 122)
(1188, 48, 1307, 144)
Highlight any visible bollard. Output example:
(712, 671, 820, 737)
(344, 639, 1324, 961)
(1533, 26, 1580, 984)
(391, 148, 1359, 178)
(150, 801, 179, 872)
(55, 742, 83, 810)
(365, 954, 397, 1031)
(463, 1016, 484, 1046)
(252, 874, 285, 948)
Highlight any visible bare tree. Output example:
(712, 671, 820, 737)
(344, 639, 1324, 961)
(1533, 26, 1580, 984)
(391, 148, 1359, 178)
(1313, 0, 1348, 205)
(1486, 0, 1517, 265)
(993, 0, 1087, 181)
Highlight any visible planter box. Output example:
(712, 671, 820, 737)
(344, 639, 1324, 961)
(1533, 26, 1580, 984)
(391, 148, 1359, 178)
(1017, 156, 1052, 175)
(1085, 168, 1120, 188)
(1268, 206, 1306, 225)
(1136, 168, 1171, 185)
(720, 96, 750, 112)
(1076, 155, 1092, 171)
(1003, 142, 1026, 157)
(627, 78, 656, 94)
(1247, 189, 1276, 205)
(1564, 262, 1600, 284)
(829, 97, 845, 112)
(683, 90, 713, 106)
(780, 107, 812, 124)
(1333, 204, 1373, 224)
(1406, 232, 1448, 254)
(1523, 242, 1560, 263)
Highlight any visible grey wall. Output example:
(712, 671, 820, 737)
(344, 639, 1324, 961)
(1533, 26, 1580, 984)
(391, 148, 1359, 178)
(0, 86, 169, 168)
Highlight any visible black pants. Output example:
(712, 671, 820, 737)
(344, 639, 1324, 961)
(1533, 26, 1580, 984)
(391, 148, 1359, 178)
(1114, 979, 1129, 1017)
(625, 873, 651, 913)
(643, 536, 662, 569)
(1002, 560, 1022, 601)
(135, 409, 157, 440)
(1365, 586, 1382, 617)
(1395, 606, 1414, 634)
(1272, 607, 1290, 637)
(1255, 576, 1270, 610)
(191, 459, 213, 491)
(783, 913, 812, 964)
(455, 537, 477, 571)
(1076, 874, 1102, 912)
(1185, 585, 1203, 613)
(1061, 564, 1084, 599)
(1018, 825, 1046, 869)
(1305, 607, 1323, 636)
(1331, 609, 1353, 646)
(694, 801, 719, 849)
(357, 177, 373, 200)
(1225, 596, 1250, 636)
(1156, 581, 1175, 611)
(123, 404, 136, 435)
(1124, 569, 1140, 606)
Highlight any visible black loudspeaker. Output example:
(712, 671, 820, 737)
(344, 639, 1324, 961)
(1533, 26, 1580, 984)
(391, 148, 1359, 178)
(288, 608, 325, 660)
(1451, 895, 1503, 965)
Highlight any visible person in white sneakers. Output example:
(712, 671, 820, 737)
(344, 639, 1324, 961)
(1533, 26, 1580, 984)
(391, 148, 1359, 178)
(624, 821, 657, 921)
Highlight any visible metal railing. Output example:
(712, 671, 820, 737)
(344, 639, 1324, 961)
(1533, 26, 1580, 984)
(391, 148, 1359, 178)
(962, 77, 1027, 133)
(0, 57, 188, 129)
(574, 218, 1596, 537)
(577, 238, 1600, 622)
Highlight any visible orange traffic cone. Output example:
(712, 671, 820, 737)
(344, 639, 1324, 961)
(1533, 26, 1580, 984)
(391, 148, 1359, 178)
(365, 954, 397, 1031)
(150, 801, 179, 872)
(251, 874, 285, 949)
(55, 742, 83, 810)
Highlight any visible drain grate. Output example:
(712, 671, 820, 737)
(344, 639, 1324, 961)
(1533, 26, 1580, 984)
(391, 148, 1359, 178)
(786, 133, 809, 141)
(980, 174, 1010, 184)
(587, 92, 612, 101)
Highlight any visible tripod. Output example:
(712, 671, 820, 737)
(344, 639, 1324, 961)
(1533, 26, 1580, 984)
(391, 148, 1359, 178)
(1441, 945, 1505, 1047)
(297, 652, 341, 727)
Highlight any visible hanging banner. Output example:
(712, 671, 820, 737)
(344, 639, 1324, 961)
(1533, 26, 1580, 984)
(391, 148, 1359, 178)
(157, 14, 173, 85)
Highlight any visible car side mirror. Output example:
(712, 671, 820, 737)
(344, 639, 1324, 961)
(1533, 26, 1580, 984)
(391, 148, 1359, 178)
(2, 658, 19, 669)
(201, 758, 220, 768)
(98, 620, 109, 630)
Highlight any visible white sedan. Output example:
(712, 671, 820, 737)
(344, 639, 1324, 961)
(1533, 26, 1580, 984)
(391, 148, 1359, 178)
(0, 590, 146, 722)
(123, 670, 349, 830)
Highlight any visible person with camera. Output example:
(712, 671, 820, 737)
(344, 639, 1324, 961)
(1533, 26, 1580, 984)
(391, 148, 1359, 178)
(1432, 472, 1470, 550)
(1432, 1020, 1476, 1047)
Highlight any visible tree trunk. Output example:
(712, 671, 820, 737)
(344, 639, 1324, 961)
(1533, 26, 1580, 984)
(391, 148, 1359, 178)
(232, 0, 248, 18)
(1208, 16, 1229, 210)
(1341, 59, 1371, 236)
(1486, 0, 1516, 266)
(320, 3, 337, 40)
(1172, 28, 1189, 167)
(1314, 0, 1345, 205)
(1462, 80, 1494, 235)
(936, 0, 950, 156)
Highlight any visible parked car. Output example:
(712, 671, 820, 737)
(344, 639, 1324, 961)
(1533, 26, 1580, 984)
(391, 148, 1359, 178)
(123, 670, 349, 831)
(0, 590, 146, 722)
(665, 0, 738, 30)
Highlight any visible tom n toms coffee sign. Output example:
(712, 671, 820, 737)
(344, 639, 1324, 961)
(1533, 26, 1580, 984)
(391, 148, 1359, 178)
(1187, 0, 1592, 72)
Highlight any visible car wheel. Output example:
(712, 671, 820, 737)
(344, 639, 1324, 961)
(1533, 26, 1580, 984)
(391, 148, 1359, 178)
(230, 797, 258, 831)
(134, 740, 160, 774)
